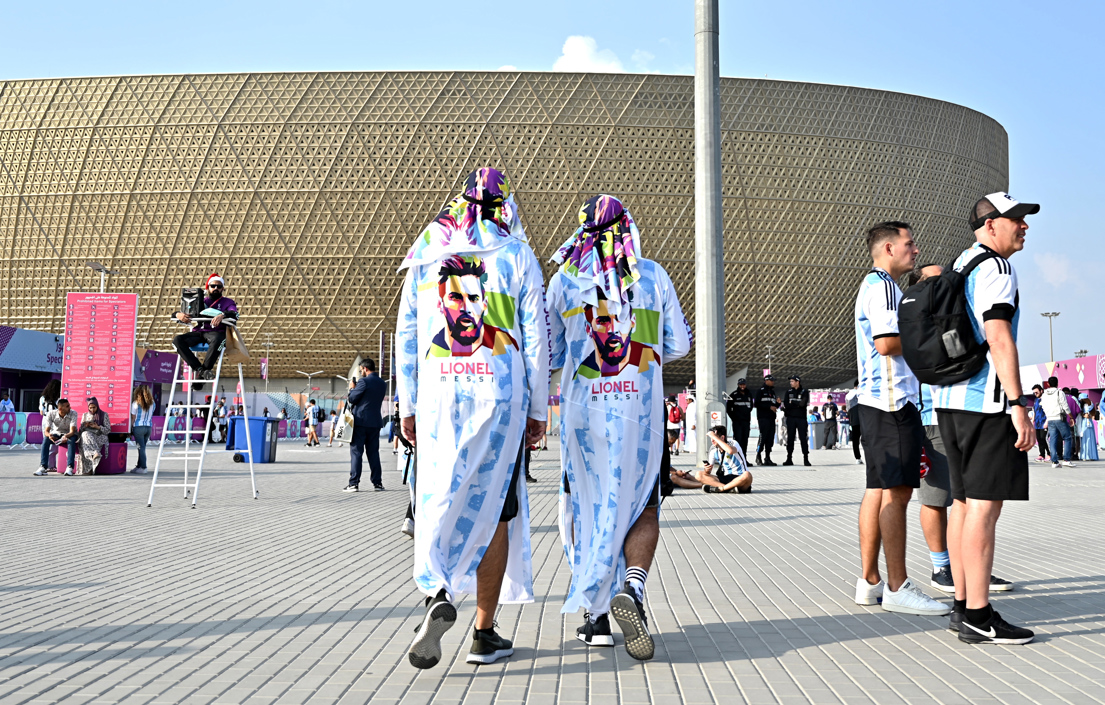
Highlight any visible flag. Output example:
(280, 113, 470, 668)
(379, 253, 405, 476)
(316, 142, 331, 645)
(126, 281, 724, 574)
(260, 358, 268, 380)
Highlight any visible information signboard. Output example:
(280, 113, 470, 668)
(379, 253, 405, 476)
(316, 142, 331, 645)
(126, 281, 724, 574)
(61, 293, 139, 433)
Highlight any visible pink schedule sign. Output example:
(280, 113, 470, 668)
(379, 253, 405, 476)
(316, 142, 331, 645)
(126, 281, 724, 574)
(62, 293, 139, 433)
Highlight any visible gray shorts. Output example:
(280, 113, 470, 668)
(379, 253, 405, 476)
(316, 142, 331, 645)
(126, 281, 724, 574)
(919, 425, 952, 508)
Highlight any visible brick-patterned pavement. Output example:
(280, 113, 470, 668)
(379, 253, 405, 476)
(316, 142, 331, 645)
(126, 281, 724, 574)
(2, 439, 1104, 704)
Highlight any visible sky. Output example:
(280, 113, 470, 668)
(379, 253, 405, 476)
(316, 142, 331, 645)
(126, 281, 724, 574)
(3, 0, 1102, 365)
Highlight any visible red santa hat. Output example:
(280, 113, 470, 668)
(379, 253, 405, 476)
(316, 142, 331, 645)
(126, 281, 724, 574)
(206, 273, 224, 288)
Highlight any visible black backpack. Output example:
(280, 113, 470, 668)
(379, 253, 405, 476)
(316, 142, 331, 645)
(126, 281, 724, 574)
(899, 250, 999, 385)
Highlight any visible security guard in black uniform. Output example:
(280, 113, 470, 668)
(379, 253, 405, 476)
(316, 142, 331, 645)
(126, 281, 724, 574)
(725, 378, 754, 461)
(754, 375, 780, 466)
(782, 375, 812, 466)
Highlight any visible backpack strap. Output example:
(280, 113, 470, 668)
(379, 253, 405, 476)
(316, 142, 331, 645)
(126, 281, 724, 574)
(951, 248, 1002, 279)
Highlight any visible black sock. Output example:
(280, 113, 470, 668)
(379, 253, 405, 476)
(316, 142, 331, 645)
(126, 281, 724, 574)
(965, 604, 993, 624)
(953, 599, 966, 613)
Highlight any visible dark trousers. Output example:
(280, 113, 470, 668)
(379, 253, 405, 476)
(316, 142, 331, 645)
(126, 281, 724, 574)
(41, 436, 76, 468)
(786, 417, 809, 458)
(850, 412, 863, 460)
(350, 425, 382, 487)
(757, 417, 775, 459)
(729, 415, 750, 458)
(173, 329, 226, 371)
(1035, 427, 1050, 458)
(823, 421, 838, 449)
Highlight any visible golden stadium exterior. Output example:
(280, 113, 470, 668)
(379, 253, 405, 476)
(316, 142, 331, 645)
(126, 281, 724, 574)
(0, 72, 1008, 386)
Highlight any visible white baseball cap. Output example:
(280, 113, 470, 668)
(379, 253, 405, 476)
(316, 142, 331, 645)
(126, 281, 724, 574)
(970, 192, 1040, 230)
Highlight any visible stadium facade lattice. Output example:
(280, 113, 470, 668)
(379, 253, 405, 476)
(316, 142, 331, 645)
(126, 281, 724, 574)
(0, 72, 1008, 387)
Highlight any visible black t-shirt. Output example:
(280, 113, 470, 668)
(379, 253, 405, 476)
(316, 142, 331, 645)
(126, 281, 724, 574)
(726, 389, 754, 421)
(783, 387, 809, 419)
(754, 386, 779, 418)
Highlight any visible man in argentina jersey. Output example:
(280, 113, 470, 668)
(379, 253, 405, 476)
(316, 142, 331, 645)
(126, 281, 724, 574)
(910, 266, 1018, 600)
(853, 221, 949, 618)
(931, 193, 1038, 646)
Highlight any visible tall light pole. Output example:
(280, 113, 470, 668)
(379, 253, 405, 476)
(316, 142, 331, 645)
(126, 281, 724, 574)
(260, 333, 275, 396)
(296, 369, 325, 405)
(694, 0, 726, 463)
(85, 261, 118, 293)
(1041, 312, 1060, 362)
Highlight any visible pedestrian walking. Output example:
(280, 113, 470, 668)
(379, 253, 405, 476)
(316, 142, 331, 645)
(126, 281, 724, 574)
(130, 385, 155, 474)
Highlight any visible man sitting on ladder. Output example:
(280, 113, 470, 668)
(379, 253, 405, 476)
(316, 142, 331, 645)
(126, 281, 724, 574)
(172, 273, 238, 380)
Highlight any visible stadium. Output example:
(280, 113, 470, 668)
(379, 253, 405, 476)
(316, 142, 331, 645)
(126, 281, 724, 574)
(0, 71, 1008, 387)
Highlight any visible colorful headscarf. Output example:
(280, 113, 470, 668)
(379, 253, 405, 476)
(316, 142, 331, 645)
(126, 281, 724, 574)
(400, 168, 526, 270)
(551, 194, 642, 319)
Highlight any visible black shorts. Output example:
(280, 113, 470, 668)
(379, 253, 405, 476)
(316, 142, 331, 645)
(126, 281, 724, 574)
(858, 402, 922, 489)
(937, 410, 1029, 502)
(563, 472, 661, 508)
(500, 440, 524, 522)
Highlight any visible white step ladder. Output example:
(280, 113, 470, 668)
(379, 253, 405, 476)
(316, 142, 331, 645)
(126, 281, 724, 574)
(148, 336, 258, 508)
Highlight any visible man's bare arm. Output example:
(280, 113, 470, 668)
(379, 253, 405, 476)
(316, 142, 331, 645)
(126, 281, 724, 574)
(984, 318, 1032, 451)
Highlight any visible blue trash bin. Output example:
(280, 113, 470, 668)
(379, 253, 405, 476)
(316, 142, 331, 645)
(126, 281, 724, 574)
(226, 416, 280, 463)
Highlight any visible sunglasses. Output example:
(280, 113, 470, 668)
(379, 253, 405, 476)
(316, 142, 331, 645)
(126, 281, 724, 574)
(209, 284, 223, 290)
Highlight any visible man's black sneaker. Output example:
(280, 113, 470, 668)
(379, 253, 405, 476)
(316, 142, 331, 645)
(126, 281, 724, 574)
(576, 612, 614, 647)
(703, 485, 721, 494)
(948, 606, 964, 633)
(755, 455, 762, 465)
(610, 582, 655, 661)
(342, 484, 359, 493)
(989, 575, 1014, 592)
(782, 458, 794, 466)
(762, 459, 777, 467)
(466, 626, 514, 664)
(803, 458, 812, 467)
(958, 610, 1034, 645)
(930, 566, 955, 593)
(409, 589, 457, 669)
(373, 484, 385, 492)
(525, 473, 537, 483)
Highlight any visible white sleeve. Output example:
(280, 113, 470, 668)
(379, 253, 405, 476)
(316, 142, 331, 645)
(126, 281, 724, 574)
(518, 246, 551, 422)
(395, 268, 419, 418)
(547, 274, 567, 372)
(658, 265, 692, 361)
(865, 278, 901, 340)
(974, 259, 1017, 324)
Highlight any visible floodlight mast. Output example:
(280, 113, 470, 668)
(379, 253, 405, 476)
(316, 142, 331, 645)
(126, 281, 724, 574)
(694, 0, 726, 463)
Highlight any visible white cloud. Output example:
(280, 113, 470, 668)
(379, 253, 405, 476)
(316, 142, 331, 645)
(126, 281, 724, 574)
(631, 49, 655, 73)
(497, 65, 518, 71)
(1034, 251, 1074, 288)
(552, 36, 625, 73)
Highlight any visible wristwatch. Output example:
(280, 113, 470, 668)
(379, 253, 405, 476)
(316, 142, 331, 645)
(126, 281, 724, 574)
(1007, 394, 1034, 408)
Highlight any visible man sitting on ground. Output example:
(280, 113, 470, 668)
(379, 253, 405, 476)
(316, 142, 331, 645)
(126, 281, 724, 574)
(699, 426, 753, 493)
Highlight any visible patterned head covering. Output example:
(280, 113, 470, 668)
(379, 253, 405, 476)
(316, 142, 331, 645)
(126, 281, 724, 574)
(551, 194, 642, 320)
(400, 168, 526, 270)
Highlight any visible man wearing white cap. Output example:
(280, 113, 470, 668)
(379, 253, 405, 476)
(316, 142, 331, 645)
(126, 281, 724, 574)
(931, 192, 1038, 645)
(172, 273, 238, 379)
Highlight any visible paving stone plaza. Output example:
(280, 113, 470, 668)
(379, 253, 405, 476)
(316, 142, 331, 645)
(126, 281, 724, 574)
(3, 441, 1105, 704)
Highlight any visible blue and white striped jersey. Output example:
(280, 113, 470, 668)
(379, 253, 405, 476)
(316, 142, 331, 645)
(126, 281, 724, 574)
(932, 243, 1019, 415)
(919, 384, 939, 427)
(854, 267, 919, 412)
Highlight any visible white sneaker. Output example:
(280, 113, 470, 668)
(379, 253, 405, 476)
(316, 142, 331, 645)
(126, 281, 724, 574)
(882, 578, 950, 616)
(34, 466, 48, 476)
(1062, 460, 1077, 468)
(855, 578, 884, 605)
(63, 468, 74, 476)
(1051, 462, 1060, 468)
(134, 467, 148, 475)
(856, 459, 863, 465)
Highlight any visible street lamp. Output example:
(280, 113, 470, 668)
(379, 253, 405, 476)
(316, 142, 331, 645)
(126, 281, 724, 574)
(1041, 312, 1060, 362)
(296, 369, 325, 403)
(84, 261, 119, 293)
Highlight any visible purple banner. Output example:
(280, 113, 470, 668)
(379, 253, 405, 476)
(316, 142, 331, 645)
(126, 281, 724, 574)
(139, 350, 179, 384)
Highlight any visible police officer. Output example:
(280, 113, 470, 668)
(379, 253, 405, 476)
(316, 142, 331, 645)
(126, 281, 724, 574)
(754, 375, 780, 466)
(726, 378, 754, 461)
(783, 375, 811, 466)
